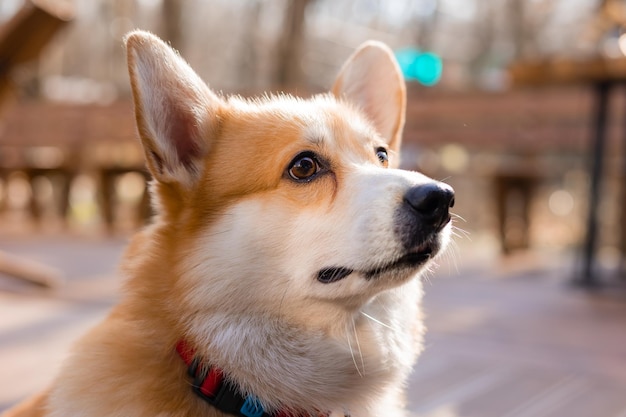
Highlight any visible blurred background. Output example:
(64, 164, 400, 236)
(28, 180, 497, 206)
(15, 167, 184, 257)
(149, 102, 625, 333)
(0, 0, 625, 416)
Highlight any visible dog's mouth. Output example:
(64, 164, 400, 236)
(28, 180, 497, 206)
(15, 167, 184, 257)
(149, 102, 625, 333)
(317, 241, 436, 284)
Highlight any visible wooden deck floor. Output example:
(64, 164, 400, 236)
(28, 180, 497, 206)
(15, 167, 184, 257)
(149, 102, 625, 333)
(1, 236, 625, 416)
(409, 256, 626, 417)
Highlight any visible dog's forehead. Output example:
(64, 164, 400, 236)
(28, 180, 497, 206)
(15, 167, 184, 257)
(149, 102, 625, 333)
(226, 94, 379, 149)
(196, 94, 387, 205)
(300, 110, 373, 150)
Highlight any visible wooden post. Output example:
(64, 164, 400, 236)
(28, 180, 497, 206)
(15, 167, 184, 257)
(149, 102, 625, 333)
(0, 0, 73, 288)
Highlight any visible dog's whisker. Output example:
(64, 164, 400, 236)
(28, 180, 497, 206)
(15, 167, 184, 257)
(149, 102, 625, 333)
(442, 241, 460, 275)
(451, 224, 471, 240)
(450, 230, 469, 241)
(351, 318, 366, 376)
(345, 323, 364, 378)
(360, 311, 396, 331)
(361, 311, 399, 331)
(277, 277, 292, 319)
(452, 232, 471, 243)
(451, 239, 462, 259)
(420, 266, 435, 286)
(450, 229, 463, 238)
(450, 212, 467, 222)
(452, 223, 470, 235)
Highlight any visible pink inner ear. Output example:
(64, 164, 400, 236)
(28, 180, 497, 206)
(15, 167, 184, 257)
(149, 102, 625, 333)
(168, 103, 201, 170)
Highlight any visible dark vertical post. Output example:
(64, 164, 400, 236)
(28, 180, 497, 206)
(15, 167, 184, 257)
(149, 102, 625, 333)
(275, 0, 311, 88)
(581, 81, 610, 286)
(620, 86, 626, 278)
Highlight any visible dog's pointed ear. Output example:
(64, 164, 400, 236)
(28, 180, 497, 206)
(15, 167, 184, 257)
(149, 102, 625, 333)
(125, 30, 221, 188)
(332, 41, 406, 158)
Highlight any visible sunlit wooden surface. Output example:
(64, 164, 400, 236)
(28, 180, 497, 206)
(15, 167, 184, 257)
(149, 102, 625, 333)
(1, 237, 625, 417)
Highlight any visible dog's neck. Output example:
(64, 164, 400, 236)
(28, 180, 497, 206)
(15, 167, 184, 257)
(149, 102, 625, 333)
(175, 339, 332, 417)
(176, 283, 423, 417)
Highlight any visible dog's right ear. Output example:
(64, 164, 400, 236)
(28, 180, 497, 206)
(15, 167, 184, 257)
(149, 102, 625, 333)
(332, 41, 406, 165)
(125, 30, 221, 188)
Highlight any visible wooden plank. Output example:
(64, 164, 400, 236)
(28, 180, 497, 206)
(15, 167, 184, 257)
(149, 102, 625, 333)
(0, 250, 64, 288)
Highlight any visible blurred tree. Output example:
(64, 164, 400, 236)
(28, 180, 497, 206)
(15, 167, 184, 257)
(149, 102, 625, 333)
(238, 0, 262, 90)
(509, 0, 558, 59)
(275, 0, 313, 88)
(162, 0, 184, 53)
(2, 0, 603, 95)
(415, 0, 441, 51)
(468, 0, 496, 78)
(509, 0, 527, 58)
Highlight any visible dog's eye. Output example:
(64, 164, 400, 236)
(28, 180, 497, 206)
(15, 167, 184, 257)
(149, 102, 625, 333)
(376, 148, 389, 167)
(288, 152, 320, 181)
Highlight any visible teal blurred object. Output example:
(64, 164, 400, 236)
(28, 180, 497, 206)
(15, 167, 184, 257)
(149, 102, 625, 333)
(395, 48, 442, 86)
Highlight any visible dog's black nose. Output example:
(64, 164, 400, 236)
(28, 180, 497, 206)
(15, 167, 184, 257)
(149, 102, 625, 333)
(404, 183, 455, 231)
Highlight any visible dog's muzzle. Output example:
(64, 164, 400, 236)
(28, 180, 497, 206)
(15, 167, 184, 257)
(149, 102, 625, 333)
(317, 181, 455, 284)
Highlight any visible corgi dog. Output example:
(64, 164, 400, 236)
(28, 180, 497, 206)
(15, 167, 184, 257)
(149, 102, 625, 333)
(3, 31, 454, 417)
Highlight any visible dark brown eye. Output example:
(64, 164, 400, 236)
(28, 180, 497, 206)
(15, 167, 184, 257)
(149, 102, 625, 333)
(376, 147, 389, 167)
(288, 152, 320, 181)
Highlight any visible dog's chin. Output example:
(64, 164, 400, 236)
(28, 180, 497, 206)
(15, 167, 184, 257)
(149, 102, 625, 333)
(317, 240, 439, 284)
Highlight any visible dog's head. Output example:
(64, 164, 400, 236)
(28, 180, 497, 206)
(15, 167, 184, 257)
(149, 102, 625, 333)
(125, 31, 454, 323)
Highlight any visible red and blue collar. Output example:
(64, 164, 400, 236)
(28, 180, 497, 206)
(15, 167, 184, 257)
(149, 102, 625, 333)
(176, 340, 331, 417)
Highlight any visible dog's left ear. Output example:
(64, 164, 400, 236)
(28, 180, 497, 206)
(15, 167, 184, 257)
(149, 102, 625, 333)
(125, 30, 222, 189)
(332, 41, 406, 159)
